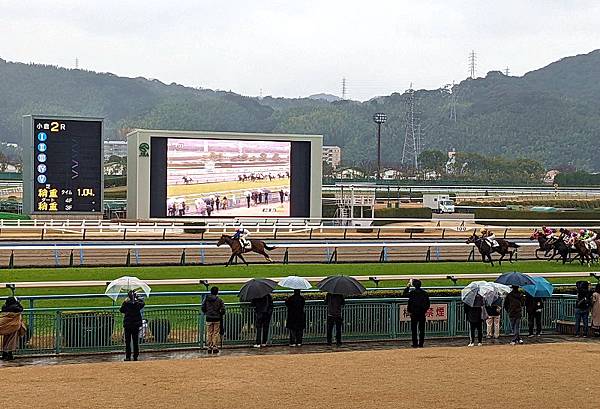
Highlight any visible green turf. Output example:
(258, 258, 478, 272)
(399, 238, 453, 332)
(0, 261, 596, 308)
(167, 178, 289, 197)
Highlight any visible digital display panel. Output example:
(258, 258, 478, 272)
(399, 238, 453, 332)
(32, 118, 102, 213)
(166, 138, 290, 217)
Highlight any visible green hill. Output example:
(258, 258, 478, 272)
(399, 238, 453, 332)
(1, 49, 599, 170)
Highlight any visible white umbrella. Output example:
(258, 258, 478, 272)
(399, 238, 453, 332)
(105, 276, 151, 301)
(278, 276, 312, 290)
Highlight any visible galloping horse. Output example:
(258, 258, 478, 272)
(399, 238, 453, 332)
(217, 234, 276, 266)
(529, 230, 557, 259)
(466, 233, 520, 266)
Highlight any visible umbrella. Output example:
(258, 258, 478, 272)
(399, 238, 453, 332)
(461, 281, 498, 307)
(105, 276, 151, 301)
(522, 277, 554, 298)
(278, 276, 312, 290)
(494, 272, 535, 287)
(238, 278, 277, 301)
(317, 275, 366, 296)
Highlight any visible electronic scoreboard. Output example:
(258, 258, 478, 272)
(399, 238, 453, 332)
(22, 116, 103, 215)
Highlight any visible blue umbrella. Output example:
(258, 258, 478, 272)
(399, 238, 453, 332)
(495, 272, 536, 287)
(522, 277, 554, 298)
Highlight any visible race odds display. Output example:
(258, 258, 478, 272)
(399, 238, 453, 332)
(166, 138, 291, 217)
(24, 116, 103, 214)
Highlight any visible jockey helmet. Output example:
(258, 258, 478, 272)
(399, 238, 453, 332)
(580, 229, 586, 235)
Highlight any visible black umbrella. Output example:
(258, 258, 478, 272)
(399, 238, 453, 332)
(238, 278, 277, 301)
(495, 272, 536, 287)
(317, 275, 366, 296)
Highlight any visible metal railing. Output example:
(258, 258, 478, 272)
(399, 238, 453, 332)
(8, 295, 578, 356)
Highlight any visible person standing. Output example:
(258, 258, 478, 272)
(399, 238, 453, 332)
(202, 286, 225, 354)
(285, 289, 306, 347)
(485, 297, 502, 340)
(251, 293, 273, 347)
(504, 286, 525, 345)
(464, 295, 484, 347)
(325, 293, 345, 346)
(575, 281, 592, 337)
(120, 290, 145, 361)
(525, 293, 544, 337)
(0, 296, 25, 361)
(402, 279, 431, 348)
(591, 283, 600, 336)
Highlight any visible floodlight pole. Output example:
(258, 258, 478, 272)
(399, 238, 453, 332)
(372, 113, 387, 181)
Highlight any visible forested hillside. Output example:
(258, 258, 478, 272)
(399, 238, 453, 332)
(1, 49, 599, 169)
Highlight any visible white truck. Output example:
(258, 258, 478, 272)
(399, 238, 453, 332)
(422, 194, 455, 213)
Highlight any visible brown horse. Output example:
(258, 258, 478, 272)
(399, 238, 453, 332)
(217, 234, 276, 266)
(466, 233, 520, 266)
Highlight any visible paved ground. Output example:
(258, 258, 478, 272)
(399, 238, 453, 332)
(0, 338, 597, 409)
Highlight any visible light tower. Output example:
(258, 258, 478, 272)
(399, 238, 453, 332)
(401, 86, 421, 170)
(372, 112, 387, 180)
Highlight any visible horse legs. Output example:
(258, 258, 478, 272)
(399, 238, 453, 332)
(238, 254, 249, 266)
(258, 250, 273, 262)
(225, 254, 236, 267)
(497, 252, 505, 266)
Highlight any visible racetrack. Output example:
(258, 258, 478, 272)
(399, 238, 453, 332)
(1, 342, 596, 409)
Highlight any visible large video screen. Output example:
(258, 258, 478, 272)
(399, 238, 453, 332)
(166, 138, 291, 217)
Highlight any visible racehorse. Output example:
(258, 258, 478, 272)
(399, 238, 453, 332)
(573, 239, 594, 266)
(217, 234, 276, 266)
(466, 233, 520, 266)
(529, 230, 557, 259)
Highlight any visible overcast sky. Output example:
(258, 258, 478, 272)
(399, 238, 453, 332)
(1, 0, 599, 100)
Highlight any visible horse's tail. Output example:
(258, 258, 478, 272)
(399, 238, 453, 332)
(264, 244, 276, 251)
(507, 242, 520, 248)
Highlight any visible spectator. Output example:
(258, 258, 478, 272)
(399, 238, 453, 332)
(402, 279, 430, 348)
(279, 189, 284, 203)
(525, 293, 544, 337)
(464, 295, 484, 347)
(285, 289, 306, 347)
(591, 283, 600, 336)
(215, 197, 220, 211)
(120, 290, 145, 361)
(325, 293, 345, 346)
(251, 294, 273, 348)
(202, 286, 225, 354)
(504, 286, 525, 345)
(575, 281, 592, 337)
(206, 204, 213, 217)
(245, 192, 251, 208)
(0, 296, 25, 361)
(485, 297, 502, 341)
(222, 197, 228, 210)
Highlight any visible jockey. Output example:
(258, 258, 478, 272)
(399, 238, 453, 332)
(480, 228, 499, 248)
(580, 229, 598, 250)
(541, 226, 555, 239)
(233, 226, 251, 249)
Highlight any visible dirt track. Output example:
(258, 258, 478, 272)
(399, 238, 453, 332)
(1, 342, 596, 409)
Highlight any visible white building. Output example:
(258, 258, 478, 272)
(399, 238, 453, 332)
(104, 140, 127, 160)
(322, 145, 342, 169)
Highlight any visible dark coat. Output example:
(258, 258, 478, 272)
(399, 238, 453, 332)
(504, 290, 524, 319)
(464, 304, 483, 323)
(576, 290, 592, 311)
(325, 293, 345, 318)
(202, 295, 225, 322)
(485, 298, 502, 317)
(1, 298, 23, 313)
(285, 293, 306, 330)
(403, 286, 431, 318)
(525, 294, 544, 315)
(251, 294, 274, 316)
(120, 298, 145, 329)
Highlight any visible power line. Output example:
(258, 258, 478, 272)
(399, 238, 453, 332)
(341, 77, 347, 100)
(504, 66, 510, 76)
(401, 84, 422, 170)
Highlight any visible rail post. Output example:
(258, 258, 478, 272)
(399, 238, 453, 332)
(200, 246, 205, 265)
(283, 248, 289, 264)
(180, 249, 186, 265)
(126, 250, 131, 267)
(425, 247, 431, 262)
(69, 250, 74, 267)
(162, 228, 167, 240)
(82, 228, 87, 241)
(40, 228, 45, 241)
(54, 311, 62, 355)
(343, 228, 347, 240)
(309, 228, 313, 240)
(377, 228, 381, 239)
(134, 248, 140, 265)
(8, 250, 14, 269)
(273, 228, 278, 240)
(123, 228, 127, 240)
(53, 248, 60, 267)
(79, 247, 84, 265)
(441, 228, 446, 240)
(379, 247, 387, 263)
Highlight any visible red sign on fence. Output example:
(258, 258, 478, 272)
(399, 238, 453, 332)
(399, 304, 448, 321)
